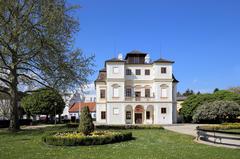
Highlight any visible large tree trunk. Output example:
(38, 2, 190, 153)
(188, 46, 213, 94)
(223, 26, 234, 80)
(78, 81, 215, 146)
(9, 63, 20, 131)
(9, 85, 20, 131)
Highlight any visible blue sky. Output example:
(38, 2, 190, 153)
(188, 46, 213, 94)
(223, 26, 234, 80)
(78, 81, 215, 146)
(69, 0, 240, 93)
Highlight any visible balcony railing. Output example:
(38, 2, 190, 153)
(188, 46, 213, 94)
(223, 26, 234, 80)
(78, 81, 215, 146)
(125, 96, 155, 102)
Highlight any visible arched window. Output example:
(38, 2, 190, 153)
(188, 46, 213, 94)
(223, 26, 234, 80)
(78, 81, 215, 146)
(160, 84, 168, 98)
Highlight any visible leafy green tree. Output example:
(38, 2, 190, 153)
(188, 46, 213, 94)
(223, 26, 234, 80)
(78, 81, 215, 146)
(79, 106, 94, 136)
(0, 0, 94, 131)
(193, 101, 240, 123)
(180, 90, 240, 122)
(21, 88, 65, 119)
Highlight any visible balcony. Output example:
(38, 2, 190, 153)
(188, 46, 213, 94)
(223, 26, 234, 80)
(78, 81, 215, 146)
(125, 96, 155, 102)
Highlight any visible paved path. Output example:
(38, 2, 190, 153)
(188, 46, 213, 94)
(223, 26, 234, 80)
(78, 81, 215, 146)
(163, 124, 202, 137)
(163, 124, 240, 149)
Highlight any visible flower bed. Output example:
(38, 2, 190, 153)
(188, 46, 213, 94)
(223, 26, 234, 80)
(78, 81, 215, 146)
(42, 131, 133, 146)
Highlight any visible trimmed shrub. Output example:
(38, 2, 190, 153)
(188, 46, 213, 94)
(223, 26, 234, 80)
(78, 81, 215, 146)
(197, 123, 240, 134)
(66, 124, 164, 129)
(96, 125, 164, 130)
(79, 106, 94, 135)
(42, 131, 133, 146)
(193, 100, 240, 123)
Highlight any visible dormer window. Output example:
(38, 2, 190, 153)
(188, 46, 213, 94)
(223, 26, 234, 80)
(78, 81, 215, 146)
(161, 67, 167, 74)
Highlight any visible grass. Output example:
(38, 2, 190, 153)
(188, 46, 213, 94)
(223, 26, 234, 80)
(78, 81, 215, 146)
(0, 126, 240, 159)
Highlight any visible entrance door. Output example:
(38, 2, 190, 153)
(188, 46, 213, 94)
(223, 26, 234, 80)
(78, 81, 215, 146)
(135, 113, 142, 124)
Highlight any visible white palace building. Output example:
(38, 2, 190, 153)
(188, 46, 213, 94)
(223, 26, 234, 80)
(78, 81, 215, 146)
(95, 50, 178, 125)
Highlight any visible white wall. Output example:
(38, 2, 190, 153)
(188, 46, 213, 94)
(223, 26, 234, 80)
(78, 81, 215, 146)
(153, 63, 172, 79)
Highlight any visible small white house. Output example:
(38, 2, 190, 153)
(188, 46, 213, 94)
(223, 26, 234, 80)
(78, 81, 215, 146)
(95, 50, 178, 125)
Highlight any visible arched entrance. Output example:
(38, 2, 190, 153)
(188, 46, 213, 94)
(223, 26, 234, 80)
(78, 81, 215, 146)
(134, 105, 144, 124)
(125, 105, 133, 124)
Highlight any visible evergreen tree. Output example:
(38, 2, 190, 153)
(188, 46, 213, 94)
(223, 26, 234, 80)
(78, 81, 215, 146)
(213, 88, 220, 93)
(79, 106, 94, 136)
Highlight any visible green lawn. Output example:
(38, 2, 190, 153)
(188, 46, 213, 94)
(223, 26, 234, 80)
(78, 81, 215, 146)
(0, 126, 239, 159)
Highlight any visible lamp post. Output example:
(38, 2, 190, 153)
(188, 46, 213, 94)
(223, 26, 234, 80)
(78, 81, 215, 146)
(54, 102, 57, 125)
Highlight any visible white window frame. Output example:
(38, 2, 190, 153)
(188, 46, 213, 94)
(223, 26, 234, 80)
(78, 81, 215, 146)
(161, 88, 167, 98)
(113, 67, 119, 74)
(113, 87, 119, 97)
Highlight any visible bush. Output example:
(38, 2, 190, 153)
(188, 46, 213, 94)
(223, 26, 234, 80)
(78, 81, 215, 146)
(42, 131, 133, 146)
(197, 123, 240, 134)
(96, 125, 164, 130)
(0, 119, 33, 128)
(66, 124, 164, 130)
(79, 106, 94, 135)
(180, 90, 240, 122)
(193, 100, 240, 123)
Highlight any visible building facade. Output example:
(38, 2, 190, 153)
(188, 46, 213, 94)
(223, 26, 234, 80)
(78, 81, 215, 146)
(95, 50, 178, 125)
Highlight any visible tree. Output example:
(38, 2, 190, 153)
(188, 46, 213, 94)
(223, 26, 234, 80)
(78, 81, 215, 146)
(193, 101, 240, 123)
(180, 90, 240, 122)
(182, 89, 194, 96)
(21, 88, 65, 120)
(0, 1, 94, 131)
(213, 88, 219, 93)
(79, 106, 94, 136)
(228, 87, 240, 94)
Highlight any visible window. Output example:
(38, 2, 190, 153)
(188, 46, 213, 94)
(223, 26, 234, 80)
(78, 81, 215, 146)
(126, 88, 132, 97)
(146, 111, 150, 119)
(136, 69, 141, 75)
(161, 88, 167, 98)
(126, 111, 131, 119)
(101, 111, 106, 119)
(100, 89, 105, 99)
(145, 69, 150, 75)
(113, 87, 119, 97)
(113, 108, 119, 115)
(145, 89, 150, 97)
(161, 108, 167, 114)
(161, 67, 167, 74)
(126, 69, 132, 75)
(113, 67, 119, 73)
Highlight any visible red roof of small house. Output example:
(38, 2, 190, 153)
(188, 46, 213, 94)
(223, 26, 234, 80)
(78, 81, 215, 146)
(69, 102, 96, 113)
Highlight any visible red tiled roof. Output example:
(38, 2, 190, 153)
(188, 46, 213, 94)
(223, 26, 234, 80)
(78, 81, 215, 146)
(69, 102, 96, 113)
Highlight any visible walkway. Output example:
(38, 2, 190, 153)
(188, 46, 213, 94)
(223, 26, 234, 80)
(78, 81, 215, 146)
(163, 124, 240, 149)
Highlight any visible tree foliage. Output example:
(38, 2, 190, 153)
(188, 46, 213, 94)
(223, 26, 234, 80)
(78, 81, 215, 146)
(0, 0, 94, 131)
(21, 88, 65, 116)
(193, 101, 240, 123)
(228, 87, 240, 94)
(182, 89, 194, 96)
(180, 90, 240, 122)
(79, 106, 94, 136)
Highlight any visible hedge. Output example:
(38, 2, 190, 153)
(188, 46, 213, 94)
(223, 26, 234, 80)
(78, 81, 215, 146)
(66, 123, 164, 130)
(197, 123, 240, 135)
(0, 119, 32, 128)
(42, 131, 133, 146)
